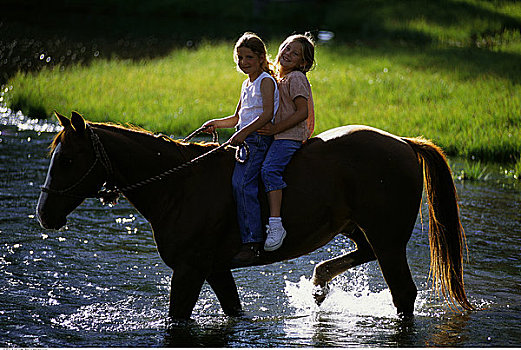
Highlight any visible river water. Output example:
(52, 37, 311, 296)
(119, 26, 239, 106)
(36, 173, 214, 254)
(1, 110, 520, 347)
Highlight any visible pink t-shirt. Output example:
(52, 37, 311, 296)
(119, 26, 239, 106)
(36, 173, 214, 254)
(273, 70, 315, 141)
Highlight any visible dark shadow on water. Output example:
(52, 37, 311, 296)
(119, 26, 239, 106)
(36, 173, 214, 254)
(387, 315, 420, 346)
(163, 318, 239, 347)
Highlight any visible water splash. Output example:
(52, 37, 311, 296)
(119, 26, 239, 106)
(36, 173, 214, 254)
(281, 266, 463, 346)
(282, 267, 398, 346)
(283, 261, 466, 321)
(285, 268, 396, 319)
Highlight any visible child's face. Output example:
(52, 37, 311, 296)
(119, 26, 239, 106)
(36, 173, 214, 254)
(236, 47, 263, 77)
(278, 41, 305, 73)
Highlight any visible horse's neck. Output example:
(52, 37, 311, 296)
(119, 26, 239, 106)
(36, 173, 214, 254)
(94, 125, 192, 222)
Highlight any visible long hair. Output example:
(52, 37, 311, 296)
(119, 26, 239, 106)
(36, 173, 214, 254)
(234, 32, 275, 78)
(275, 33, 315, 77)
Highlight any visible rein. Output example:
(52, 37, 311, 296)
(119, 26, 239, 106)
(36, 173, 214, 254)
(40, 124, 249, 205)
(182, 126, 250, 163)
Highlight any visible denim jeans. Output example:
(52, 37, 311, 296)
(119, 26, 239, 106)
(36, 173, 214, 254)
(232, 132, 273, 244)
(261, 139, 302, 192)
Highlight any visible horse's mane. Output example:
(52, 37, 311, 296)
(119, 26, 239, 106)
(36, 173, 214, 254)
(92, 122, 176, 142)
(49, 121, 218, 157)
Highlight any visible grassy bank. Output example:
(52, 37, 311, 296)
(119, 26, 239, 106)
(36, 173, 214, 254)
(3, 0, 521, 175)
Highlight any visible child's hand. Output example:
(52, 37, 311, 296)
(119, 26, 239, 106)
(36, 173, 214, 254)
(258, 123, 277, 136)
(228, 130, 247, 146)
(201, 120, 217, 133)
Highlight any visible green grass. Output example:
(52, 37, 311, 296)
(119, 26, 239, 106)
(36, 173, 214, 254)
(7, 44, 242, 133)
(4, 0, 521, 173)
(456, 160, 490, 181)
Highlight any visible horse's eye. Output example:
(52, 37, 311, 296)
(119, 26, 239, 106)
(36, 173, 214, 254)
(60, 157, 73, 167)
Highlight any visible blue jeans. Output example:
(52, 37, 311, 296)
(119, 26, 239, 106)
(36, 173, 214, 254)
(232, 133, 273, 244)
(261, 139, 302, 192)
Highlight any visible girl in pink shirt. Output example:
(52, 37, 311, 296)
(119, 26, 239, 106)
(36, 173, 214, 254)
(258, 34, 315, 251)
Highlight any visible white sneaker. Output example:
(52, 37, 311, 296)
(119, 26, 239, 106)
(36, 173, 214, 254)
(264, 224, 287, 251)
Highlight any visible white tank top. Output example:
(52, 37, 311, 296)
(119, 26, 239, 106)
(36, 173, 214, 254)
(238, 71, 279, 130)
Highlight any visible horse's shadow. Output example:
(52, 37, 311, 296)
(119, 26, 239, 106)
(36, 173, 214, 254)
(163, 318, 237, 347)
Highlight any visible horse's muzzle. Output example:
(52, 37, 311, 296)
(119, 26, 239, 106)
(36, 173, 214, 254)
(36, 210, 67, 230)
(36, 194, 67, 230)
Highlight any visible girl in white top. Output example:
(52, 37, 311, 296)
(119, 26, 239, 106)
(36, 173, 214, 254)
(202, 32, 279, 265)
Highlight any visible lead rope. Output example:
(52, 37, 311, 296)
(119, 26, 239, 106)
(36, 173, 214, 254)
(182, 126, 219, 143)
(182, 126, 250, 163)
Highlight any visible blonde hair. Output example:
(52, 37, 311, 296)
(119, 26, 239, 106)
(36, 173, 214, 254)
(276, 33, 315, 77)
(233, 32, 276, 78)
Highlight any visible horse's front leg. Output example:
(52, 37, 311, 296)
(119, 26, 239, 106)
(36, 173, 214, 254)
(206, 269, 243, 317)
(169, 264, 206, 319)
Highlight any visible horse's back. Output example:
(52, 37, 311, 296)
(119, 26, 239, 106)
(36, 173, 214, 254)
(293, 125, 422, 193)
(315, 124, 400, 142)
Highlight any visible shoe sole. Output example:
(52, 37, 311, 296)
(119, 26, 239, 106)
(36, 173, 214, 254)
(264, 230, 287, 251)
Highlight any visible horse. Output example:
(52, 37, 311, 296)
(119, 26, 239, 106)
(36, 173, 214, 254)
(36, 111, 473, 320)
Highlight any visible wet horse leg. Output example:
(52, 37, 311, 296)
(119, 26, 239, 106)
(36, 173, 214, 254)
(363, 220, 418, 316)
(312, 228, 376, 305)
(372, 245, 417, 316)
(169, 265, 206, 319)
(206, 269, 243, 317)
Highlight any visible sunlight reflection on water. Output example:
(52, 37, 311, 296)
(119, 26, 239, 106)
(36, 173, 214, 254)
(52, 295, 167, 332)
(0, 107, 60, 133)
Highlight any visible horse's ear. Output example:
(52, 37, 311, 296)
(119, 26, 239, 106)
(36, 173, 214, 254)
(55, 110, 71, 127)
(70, 111, 86, 133)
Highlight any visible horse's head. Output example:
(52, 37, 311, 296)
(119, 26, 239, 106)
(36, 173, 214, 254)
(37, 111, 107, 229)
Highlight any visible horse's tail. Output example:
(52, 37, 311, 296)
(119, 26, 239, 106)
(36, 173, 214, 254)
(403, 137, 474, 311)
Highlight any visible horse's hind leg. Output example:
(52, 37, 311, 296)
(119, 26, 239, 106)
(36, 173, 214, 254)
(363, 220, 417, 316)
(206, 269, 243, 317)
(373, 245, 417, 316)
(312, 227, 376, 305)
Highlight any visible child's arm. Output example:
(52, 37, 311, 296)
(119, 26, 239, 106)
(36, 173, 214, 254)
(258, 96, 308, 135)
(228, 78, 275, 145)
(202, 100, 241, 132)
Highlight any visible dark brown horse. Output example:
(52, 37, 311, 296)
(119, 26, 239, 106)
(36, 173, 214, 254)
(37, 111, 473, 319)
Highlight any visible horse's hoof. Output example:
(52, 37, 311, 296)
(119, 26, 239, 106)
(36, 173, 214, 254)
(397, 309, 415, 320)
(312, 283, 330, 306)
(224, 307, 246, 318)
(230, 310, 254, 320)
